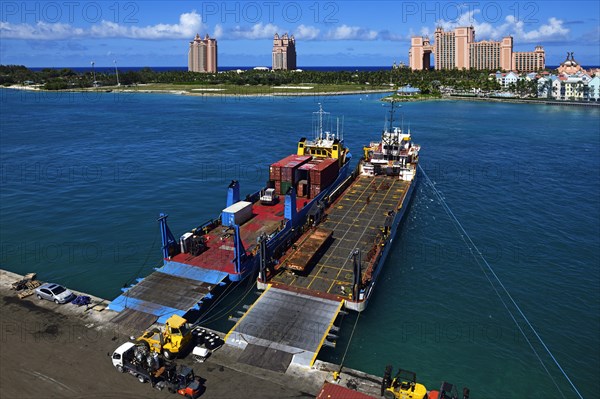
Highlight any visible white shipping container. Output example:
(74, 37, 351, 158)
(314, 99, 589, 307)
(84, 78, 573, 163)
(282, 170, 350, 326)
(221, 201, 253, 226)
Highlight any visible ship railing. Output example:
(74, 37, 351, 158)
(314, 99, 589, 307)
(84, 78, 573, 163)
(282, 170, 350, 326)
(194, 216, 222, 235)
(326, 161, 360, 205)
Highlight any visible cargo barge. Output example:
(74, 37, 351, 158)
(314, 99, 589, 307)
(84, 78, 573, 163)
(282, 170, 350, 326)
(256, 102, 419, 311)
(226, 103, 419, 369)
(108, 106, 352, 327)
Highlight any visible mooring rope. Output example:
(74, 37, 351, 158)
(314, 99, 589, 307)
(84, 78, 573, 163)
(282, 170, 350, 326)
(339, 311, 361, 371)
(419, 164, 583, 399)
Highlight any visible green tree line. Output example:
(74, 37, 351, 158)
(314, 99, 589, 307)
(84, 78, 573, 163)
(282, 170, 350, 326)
(2, 65, 549, 94)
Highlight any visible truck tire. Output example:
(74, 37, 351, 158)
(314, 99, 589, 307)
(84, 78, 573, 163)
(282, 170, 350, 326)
(383, 390, 396, 399)
(163, 349, 174, 360)
(137, 374, 146, 383)
(116, 365, 124, 373)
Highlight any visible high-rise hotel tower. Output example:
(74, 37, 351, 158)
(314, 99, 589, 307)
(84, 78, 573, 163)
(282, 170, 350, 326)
(272, 33, 297, 70)
(188, 34, 218, 73)
(409, 26, 544, 72)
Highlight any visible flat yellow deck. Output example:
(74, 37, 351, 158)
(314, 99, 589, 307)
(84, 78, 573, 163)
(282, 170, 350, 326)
(272, 175, 410, 298)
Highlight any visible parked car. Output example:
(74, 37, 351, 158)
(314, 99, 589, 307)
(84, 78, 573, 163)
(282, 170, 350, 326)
(35, 283, 75, 304)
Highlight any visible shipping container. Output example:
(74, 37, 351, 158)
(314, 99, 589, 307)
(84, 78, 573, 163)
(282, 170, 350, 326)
(272, 155, 312, 185)
(297, 180, 308, 197)
(274, 181, 281, 194)
(310, 158, 339, 189)
(221, 201, 253, 226)
(280, 181, 292, 195)
(269, 165, 281, 181)
(310, 184, 322, 199)
(272, 155, 312, 169)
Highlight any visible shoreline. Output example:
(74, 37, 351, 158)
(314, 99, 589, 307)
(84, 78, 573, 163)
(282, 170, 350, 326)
(4, 85, 599, 107)
(444, 94, 600, 107)
(1, 84, 394, 98)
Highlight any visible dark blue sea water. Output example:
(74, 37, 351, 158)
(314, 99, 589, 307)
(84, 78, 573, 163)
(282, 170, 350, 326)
(0, 89, 598, 398)
(30, 66, 397, 73)
(28, 65, 598, 73)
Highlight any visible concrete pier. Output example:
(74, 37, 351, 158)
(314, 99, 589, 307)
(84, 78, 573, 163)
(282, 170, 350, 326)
(0, 269, 384, 398)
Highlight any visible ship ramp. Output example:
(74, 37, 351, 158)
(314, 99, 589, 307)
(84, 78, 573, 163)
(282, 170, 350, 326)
(225, 286, 343, 372)
(108, 262, 228, 330)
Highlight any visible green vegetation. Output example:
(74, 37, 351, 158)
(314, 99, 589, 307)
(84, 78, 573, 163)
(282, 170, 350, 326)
(383, 92, 442, 102)
(0, 65, 545, 97)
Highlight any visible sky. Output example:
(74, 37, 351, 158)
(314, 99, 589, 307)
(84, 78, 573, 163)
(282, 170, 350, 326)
(0, 0, 599, 68)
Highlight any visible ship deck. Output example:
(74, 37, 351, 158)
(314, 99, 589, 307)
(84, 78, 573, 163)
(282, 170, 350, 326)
(270, 175, 410, 299)
(169, 199, 309, 274)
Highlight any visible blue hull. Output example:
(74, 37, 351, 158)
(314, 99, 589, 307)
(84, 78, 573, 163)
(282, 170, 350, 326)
(346, 172, 417, 312)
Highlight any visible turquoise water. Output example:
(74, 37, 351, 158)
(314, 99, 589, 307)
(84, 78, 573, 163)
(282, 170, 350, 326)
(1, 89, 598, 398)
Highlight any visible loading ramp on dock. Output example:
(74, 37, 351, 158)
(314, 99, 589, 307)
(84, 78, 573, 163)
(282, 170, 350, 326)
(225, 286, 343, 372)
(108, 263, 228, 329)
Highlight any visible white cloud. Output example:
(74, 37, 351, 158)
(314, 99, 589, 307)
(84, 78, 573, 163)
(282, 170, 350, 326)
(325, 25, 378, 40)
(0, 11, 203, 40)
(512, 16, 569, 42)
(213, 24, 224, 39)
(0, 21, 85, 40)
(294, 24, 320, 40)
(435, 9, 569, 43)
(230, 23, 279, 39)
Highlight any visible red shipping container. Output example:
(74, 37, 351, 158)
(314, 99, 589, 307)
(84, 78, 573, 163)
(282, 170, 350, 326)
(275, 181, 281, 194)
(269, 165, 281, 181)
(310, 184, 322, 199)
(297, 180, 308, 197)
(309, 158, 339, 187)
(272, 155, 312, 185)
(272, 155, 312, 168)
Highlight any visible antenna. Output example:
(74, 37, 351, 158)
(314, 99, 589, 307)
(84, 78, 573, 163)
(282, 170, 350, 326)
(401, 113, 404, 135)
(313, 103, 329, 140)
(389, 100, 395, 132)
(319, 103, 323, 139)
(336, 117, 339, 139)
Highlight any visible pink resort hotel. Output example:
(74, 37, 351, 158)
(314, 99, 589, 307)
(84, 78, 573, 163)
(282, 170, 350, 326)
(188, 34, 218, 73)
(409, 26, 545, 72)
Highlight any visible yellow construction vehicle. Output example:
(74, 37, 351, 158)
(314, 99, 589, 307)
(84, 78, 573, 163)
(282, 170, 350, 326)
(381, 365, 428, 399)
(137, 315, 194, 360)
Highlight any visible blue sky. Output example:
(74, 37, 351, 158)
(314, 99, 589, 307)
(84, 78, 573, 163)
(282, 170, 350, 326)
(1, 1, 599, 67)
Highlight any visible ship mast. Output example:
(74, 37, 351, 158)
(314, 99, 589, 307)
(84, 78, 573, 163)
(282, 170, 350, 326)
(313, 103, 329, 140)
(388, 100, 396, 133)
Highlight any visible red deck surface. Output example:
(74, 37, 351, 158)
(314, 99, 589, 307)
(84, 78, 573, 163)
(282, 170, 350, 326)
(170, 198, 309, 273)
(317, 383, 376, 399)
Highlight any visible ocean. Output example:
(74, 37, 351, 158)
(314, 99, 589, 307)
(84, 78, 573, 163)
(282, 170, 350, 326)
(28, 65, 597, 73)
(0, 88, 598, 398)
(30, 66, 400, 73)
